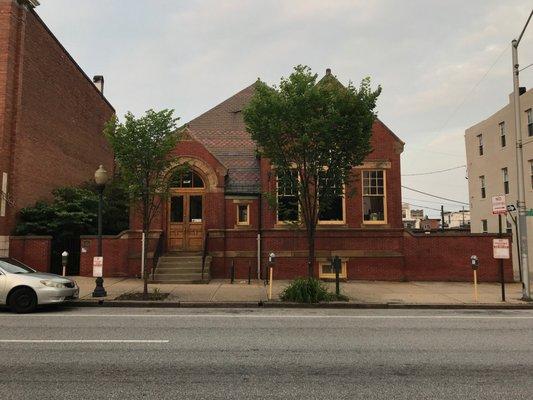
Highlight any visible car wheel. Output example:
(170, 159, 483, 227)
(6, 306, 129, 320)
(8, 288, 37, 314)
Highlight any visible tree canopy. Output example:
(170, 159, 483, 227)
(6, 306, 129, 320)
(244, 65, 381, 276)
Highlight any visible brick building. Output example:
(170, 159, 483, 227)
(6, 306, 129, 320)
(0, 0, 114, 256)
(80, 72, 512, 283)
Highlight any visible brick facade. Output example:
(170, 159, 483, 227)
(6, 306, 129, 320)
(0, 1, 114, 256)
(9, 235, 51, 272)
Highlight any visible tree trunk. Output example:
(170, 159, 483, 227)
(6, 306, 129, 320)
(142, 199, 149, 300)
(307, 226, 316, 278)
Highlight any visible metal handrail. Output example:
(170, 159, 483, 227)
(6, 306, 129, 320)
(201, 232, 209, 281)
(151, 232, 165, 280)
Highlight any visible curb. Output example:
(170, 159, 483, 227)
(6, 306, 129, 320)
(67, 300, 533, 310)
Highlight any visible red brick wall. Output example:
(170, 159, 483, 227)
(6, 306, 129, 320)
(403, 231, 513, 282)
(260, 119, 403, 230)
(0, 3, 114, 236)
(9, 235, 51, 272)
(79, 231, 162, 278)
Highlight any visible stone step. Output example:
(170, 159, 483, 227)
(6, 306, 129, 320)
(152, 273, 208, 282)
(158, 257, 203, 264)
(155, 266, 204, 274)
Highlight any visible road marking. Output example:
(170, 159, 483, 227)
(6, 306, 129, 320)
(0, 339, 169, 343)
(1, 314, 533, 320)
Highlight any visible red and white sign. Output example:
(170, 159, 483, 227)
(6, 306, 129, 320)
(491, 195, 507, 215)
(493, 239, 510, 259)
(93, 256, 103, 277)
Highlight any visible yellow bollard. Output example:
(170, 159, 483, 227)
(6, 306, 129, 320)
(268, 266, 273, 300)
(473, 269, 478, 302)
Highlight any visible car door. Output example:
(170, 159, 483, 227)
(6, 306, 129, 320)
(0, 269, 6, 304)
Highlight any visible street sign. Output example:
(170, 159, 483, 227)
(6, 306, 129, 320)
(491, 195, 507, 215)
(506, 204, 516, 212)
(93, 256, 103, 277)
(493, 239, 510, 259)
(527, 209, 533, 217)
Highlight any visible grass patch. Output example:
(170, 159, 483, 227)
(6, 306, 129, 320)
(280, 277, 349, 303)
(115, 288, 169, 301)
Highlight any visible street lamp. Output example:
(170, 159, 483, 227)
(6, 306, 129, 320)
(511, 9, 533, 300)
(92, 164, 108, 297)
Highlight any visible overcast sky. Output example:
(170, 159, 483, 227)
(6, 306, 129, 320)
(37, 0, 533, 217)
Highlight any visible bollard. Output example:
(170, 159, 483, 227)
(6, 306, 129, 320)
(248, 261, 251, 285)
(332, 255, 341, 296)
(230, 260, 235, 284)
(61, 251, 69, 277)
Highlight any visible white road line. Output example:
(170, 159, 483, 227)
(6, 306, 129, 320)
(1, 314, 533, 320)
(0, 340, 169, 343)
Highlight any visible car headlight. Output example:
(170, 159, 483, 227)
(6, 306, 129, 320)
(40, 280, 65, 288)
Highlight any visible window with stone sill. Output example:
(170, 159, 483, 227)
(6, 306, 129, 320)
(362, 170, 386, 223)
(237, 204, 250, 225)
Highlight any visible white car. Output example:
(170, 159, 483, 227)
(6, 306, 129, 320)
(0, 258, 79, 313)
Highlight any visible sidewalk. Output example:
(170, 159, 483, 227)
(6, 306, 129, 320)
(70, 276, 531, 307)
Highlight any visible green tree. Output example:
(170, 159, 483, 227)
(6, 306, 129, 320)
(244, 65, 381, 277)
(14, 182, 129, 273)
(105, 109, 179, 298)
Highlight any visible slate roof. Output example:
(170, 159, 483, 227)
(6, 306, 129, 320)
(185, 73, 404, 195)
(186, 83, 261, 194)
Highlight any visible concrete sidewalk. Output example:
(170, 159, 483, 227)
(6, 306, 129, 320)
(70, 276, 530, 306)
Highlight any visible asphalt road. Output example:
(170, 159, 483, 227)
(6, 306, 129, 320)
(0, 307, 532, 399)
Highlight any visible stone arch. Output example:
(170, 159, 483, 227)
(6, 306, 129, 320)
(167, 156, 220, 192)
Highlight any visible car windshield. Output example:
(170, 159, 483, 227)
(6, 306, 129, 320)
(0, 258, 35, 274)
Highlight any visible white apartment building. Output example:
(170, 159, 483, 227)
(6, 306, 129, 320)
(402, 202, 424, 229)
(465, 87, 533, 280)
(443, 210, 470, 229)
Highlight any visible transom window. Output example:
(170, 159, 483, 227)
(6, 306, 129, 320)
(277, 170, 299, 222)
(363, 170, 386, 223)
(319, 260, 347, 279)
(318, 172, 344, 223)
(169, 169, 204, 188)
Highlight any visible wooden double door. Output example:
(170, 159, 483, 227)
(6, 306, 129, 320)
(168, 192, 204, 252)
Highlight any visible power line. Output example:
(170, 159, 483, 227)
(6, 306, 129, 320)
(434, 44, 509, 137)
(404, 202, 442, 212)
(403, 196, 464, 208)
(402, 185, 469, 205)
(402, 165, 466, 177)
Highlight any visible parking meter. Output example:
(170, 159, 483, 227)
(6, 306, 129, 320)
(470, 255, 479, 271)
(267, 252, 276, 300)
(61, 251, 69, 277)
(332, 255, 341, 296)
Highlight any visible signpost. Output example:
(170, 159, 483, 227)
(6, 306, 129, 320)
(492, 195, 507, 302)
(93, 256, 103, 278)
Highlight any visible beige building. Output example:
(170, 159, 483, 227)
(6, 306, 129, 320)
(465, 87, 533, 280)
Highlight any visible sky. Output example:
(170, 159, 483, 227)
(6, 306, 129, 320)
(37, 0, 533, 217)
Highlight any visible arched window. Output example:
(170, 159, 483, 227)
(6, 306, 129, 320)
(169, 169, 204, 188)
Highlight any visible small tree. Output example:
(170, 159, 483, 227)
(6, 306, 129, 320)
(105, 109, 179, 298)
(244, 66, 380, 277)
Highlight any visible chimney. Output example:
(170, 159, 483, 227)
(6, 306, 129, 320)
(93, 75, 104, 94)
(326, 68, 332, 75)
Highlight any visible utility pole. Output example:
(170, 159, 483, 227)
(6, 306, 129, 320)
(441, 205, 445, 231)
(512, 8, 533, 300)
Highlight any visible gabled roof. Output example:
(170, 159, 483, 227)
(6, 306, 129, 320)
(185, 71, 403, 194)
(186, 83, 260, 194)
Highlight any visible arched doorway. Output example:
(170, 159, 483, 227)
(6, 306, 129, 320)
(167, 168, 205, 252)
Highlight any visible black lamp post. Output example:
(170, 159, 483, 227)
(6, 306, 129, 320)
(92, 165, 108, 297)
